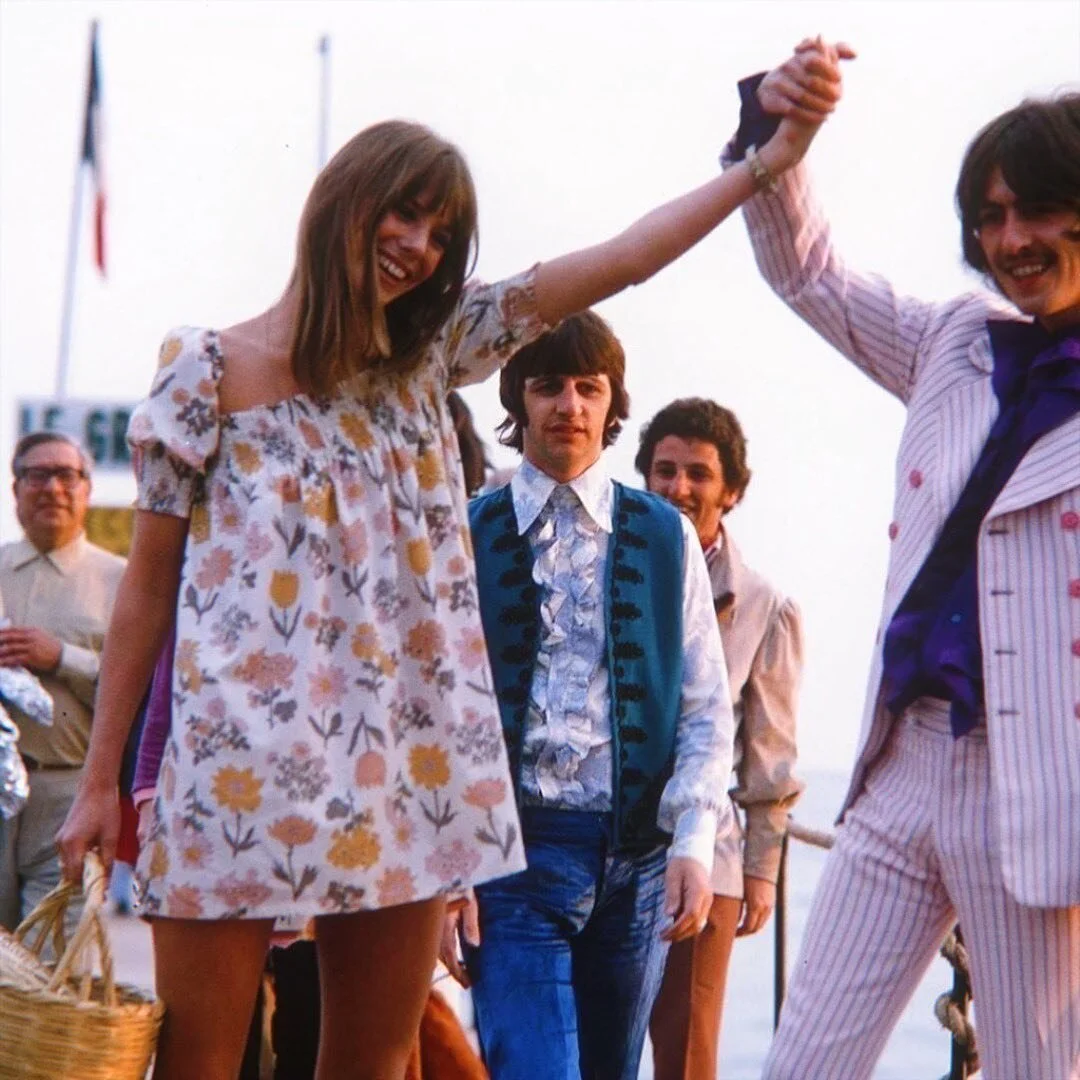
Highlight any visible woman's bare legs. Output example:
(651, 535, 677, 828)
(150, 916, 275, 1080)
(315, 897, 446, 1080)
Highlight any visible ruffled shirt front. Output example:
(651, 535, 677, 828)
(510, 457, 734, 871)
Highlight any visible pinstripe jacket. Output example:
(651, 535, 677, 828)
(739, 162, 1080, 908)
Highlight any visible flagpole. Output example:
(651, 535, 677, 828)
(317, 34, 331, 171)
(55, 20, 98, 400)
(55, 160, 87, 400)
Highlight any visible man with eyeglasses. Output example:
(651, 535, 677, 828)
(0, 431, 125, 930)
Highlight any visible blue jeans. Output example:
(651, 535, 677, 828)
(467, 807, 669, 1080)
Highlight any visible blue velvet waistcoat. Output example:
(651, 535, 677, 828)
(469, 481, 684, 851)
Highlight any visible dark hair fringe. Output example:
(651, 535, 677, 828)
(496, 310, 631, 452)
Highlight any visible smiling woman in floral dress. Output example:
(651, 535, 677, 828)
(57, 84, 841, 1080)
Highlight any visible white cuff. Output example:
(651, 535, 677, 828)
(667, 806, 719, 876)
(57, 642, 100, 682)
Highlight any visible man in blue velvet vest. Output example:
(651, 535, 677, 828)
(439, 311, 735, 1080)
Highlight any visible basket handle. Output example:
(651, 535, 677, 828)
(43, 852, 118, 1007)
(13, 871, 83, 970)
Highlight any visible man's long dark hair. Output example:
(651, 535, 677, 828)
(497, 310, 630, 452)
(956, 92, 1080, 274)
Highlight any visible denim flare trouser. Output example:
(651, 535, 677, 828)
(467, 806, 670, 1080)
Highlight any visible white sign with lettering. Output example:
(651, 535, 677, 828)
(17, 400, 137, 472)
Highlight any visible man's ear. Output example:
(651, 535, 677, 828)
(721, 489, 745, 516)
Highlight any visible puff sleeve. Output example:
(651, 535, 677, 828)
(126, 327, 224, 518)
(442, 266, 551, 389)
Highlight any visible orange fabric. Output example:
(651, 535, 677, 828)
(406, 988, 488, 1080)
(649, 894, 742, 1080)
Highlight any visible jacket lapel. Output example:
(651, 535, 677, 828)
(989, 412, 1080, 519)
(707, 534, 738, 622)
(934, 340, 997, 516)
(882, 338, 995, 616)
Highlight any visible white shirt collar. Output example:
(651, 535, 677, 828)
(8, 533, 87, 575)
(510, 456, 614, 535)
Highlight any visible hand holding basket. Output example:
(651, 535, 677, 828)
(0, 853, 164, 1080)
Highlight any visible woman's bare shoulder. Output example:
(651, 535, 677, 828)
(216, 314, 300, 414)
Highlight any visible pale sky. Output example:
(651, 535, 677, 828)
(1, 0, 1077, 772)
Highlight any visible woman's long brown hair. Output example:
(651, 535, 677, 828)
(290, 120, 478, 396)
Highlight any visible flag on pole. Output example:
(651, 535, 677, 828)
(81, 22, 106, 275)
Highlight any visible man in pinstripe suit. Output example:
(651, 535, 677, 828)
(726, 44, 1080, 1080)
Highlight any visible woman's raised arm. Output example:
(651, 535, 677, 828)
(533, 41, 850, 327)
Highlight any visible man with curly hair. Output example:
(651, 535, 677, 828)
(637, 398, 804, 1080)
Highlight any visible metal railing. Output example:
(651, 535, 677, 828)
(773, 819, 980, 1080)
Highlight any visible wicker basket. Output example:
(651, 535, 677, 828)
(0, 854, 165, 1080)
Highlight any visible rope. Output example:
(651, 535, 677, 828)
(936, 930, 980, 1076)
(785, 818, 979, 1078)
(939, 929, 970, 977)
(933, 993, 978, 1052)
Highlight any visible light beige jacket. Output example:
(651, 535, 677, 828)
(707, 533, 804, 895)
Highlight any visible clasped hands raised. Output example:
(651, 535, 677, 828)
(754, 37, 857, 176)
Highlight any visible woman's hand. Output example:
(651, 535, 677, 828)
(529, 36, 854, 328)
(758, 38, 856, 124)
(757, 38, 857, 175)
(56, 779, 121, 882)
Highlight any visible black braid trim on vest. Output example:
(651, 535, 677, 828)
(472, 482, 683, 851)
(609, 488, 676, 849)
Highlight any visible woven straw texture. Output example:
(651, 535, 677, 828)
(0, 854, 164, 1080)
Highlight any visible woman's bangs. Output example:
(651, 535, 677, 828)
(405, 151, 476, 249)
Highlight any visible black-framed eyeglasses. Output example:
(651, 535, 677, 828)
(15, 466, 89, 489)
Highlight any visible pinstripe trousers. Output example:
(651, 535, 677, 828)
(763, 699, 1080, 1080)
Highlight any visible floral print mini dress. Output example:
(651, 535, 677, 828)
(129, 270, 545, 920)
